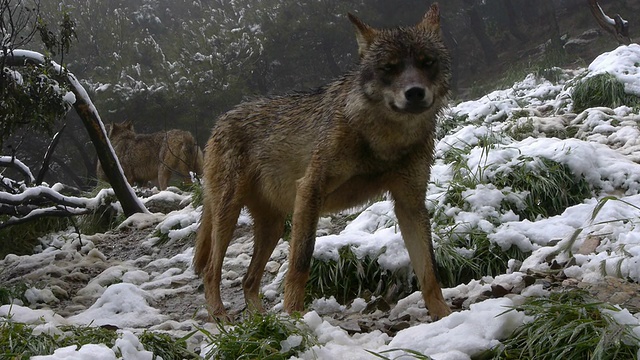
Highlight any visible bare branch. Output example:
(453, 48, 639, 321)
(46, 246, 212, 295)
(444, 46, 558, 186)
(588, 0, 631, 44)
(0, 205, 92, 230)
(0, 155, 35, 184)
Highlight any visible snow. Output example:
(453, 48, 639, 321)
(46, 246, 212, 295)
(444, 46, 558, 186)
(3, 44, 640, 359)
(588, 43, 640, 95)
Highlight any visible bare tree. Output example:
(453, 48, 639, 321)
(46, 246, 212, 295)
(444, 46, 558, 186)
(462, 0, 497, 64)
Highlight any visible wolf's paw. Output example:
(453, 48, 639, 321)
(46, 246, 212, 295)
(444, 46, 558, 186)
(427, 300, 452, 321)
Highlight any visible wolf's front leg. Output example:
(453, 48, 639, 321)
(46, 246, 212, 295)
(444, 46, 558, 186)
(391, 182, 451, 320)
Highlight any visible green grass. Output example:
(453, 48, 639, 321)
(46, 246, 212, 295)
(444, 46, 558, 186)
(434, 225, 529, 288)
(436, 112, 468, 139)
(0, 283, 28, 305)
(152, 225, 196, 247)
(493, 156, 592, 221)
(367, 348, 433, 359)
(0, 216, 70, 258)
(490, 290, 640, 360)
(0, 318, 197, 359)
(572, 73, 640, 113)
(201, 312, 316, 359)
(506, 117, 536, 141)
(306, 246, 416, 305)
(0, 320, 118, 359)
(75, 204, 122, 235)
(442, 151, 593, 223)
(188, 178, 204, 208)
(138, 330, 199, 359)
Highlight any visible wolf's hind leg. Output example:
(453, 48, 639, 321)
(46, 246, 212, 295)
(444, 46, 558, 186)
(157, 166, 171, 190)
(243, 200, 286, 312)
(202, 187, 243, 318)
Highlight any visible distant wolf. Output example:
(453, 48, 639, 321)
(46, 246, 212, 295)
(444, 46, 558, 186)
(97, 120, 204, 190)
(194, 3, 452, 320)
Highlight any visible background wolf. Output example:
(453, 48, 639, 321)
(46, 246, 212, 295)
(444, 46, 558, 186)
(195, 3, 452, 320)
(96, 121, 203, 190)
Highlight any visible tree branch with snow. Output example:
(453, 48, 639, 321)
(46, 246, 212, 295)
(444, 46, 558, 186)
(588, 0, 631, 44)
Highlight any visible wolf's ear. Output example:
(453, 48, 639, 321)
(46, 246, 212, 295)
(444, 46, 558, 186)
(418, 3, 441, 34)
(123, 119, 134, 130)
(348, 13, 378, 58)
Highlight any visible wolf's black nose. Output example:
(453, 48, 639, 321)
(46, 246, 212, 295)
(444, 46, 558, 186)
(405, 87, 426, 103)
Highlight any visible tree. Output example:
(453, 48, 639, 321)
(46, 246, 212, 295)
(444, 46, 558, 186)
(1, 0, 147, 223)
(1, 0, 69, 149)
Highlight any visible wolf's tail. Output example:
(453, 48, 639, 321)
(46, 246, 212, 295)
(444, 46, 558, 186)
(193, 201, 212, 275)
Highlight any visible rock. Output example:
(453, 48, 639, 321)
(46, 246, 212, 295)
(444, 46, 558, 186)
(577, 235, 601, 255)
(363, 297, 391, 314)
(491, 284, 512, 297)
(564, 29, 602, 55)
(339, 320, 362, 334)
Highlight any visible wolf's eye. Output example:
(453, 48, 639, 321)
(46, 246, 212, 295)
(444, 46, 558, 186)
(380, 62, 401, 73)
(420, 57, 436, 68)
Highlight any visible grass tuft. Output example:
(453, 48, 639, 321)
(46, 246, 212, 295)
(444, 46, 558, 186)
(188, 178, 204, 208)
(202, 312, 316, 359)
(306, 246, 416, 305)
(493, 157, 592, 221)
(0, 320, 119, 358)
(367, 347, 433, 359)
(138, 330, 199, 359)
(0, 317, 199, 359)
(434, 225, 529, 288)
(490, 290, 640, 360)
(0, 216, 70, 258)
(0, 283, 29, 306)
(572, 73, 640, 113)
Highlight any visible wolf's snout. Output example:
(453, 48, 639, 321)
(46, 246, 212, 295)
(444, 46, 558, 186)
(405, 86, 426, 103)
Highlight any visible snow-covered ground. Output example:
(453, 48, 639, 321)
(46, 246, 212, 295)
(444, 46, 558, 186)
(3, 44, 640, 359)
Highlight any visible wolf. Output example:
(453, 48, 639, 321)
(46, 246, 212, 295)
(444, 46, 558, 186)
(194, 3, 452, 320)
(96, 120, 204, 190)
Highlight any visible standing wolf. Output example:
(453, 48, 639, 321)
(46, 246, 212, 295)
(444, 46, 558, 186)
(97, 120, 204, 190)
(194, 3, 452, 320)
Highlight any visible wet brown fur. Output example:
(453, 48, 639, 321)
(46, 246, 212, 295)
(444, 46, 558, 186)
(97, 120, 204, 190)
(194, 3, 452, 320)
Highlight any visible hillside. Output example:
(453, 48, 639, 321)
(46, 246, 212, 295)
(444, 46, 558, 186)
(2, 44, 640, 359)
